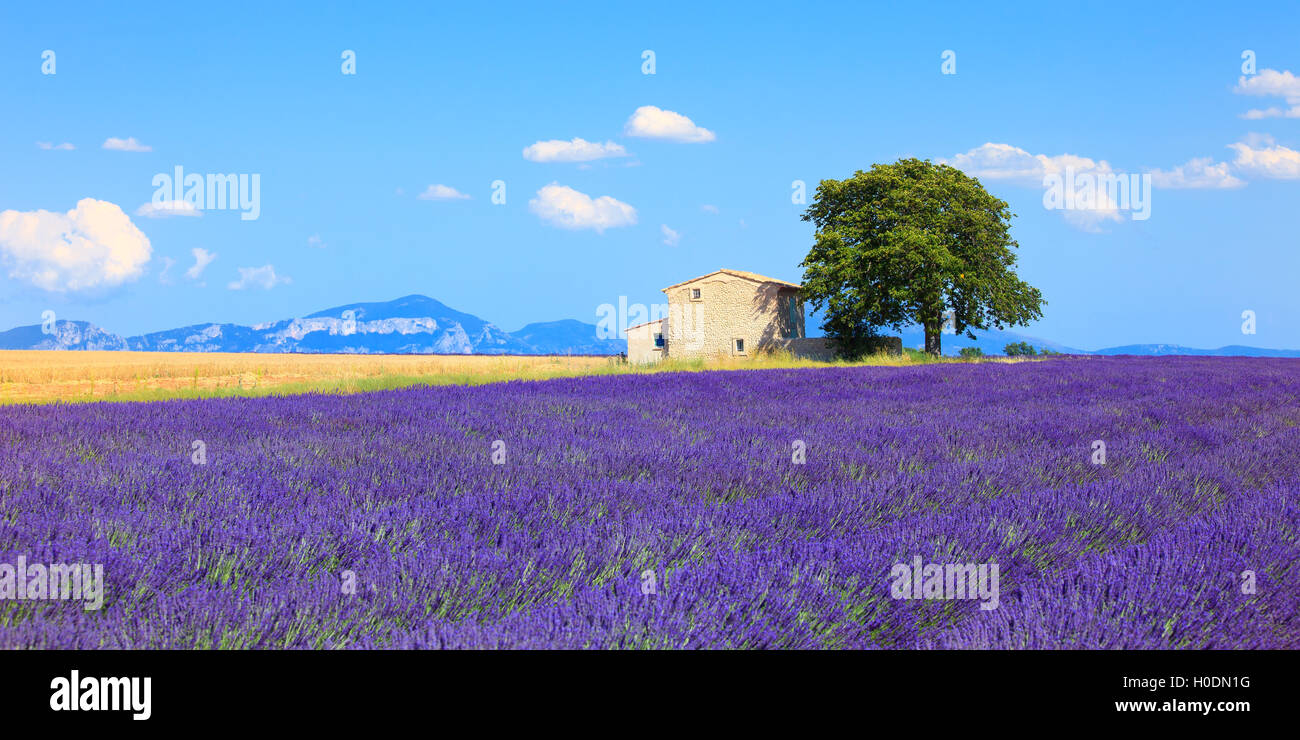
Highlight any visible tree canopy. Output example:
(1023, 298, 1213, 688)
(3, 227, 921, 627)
(799, 158, 1045, 356)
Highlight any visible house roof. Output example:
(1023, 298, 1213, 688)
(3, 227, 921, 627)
(661, 268, 802, 292)
(626, 317, 667, 331)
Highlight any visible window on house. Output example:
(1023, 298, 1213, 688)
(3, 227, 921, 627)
(653, 332, 664, 348)
(734, 338, 745, 354)
(691, 288, 701, 300)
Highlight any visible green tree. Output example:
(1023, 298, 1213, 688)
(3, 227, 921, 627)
(799, 158, 1045, 357)
(1003, 341, 1037, 357)
(958, 346, 984, 359)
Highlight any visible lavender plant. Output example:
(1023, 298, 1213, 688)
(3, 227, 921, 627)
(0, 357, 1296, 648)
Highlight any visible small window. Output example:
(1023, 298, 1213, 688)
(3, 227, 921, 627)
(653, 332, 664, 349)
(691, 288, 702, 300)
(734, 338, 745, 354)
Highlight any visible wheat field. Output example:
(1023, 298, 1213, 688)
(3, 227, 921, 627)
(0, 348, 994, 405)
(0, 352, 621, 404)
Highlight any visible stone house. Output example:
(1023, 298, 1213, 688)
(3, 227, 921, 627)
(627, 268, 847, 363)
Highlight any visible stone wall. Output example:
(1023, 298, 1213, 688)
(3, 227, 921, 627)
(777, 335, 902, 360)
(626, 318, 666, 364)
(778, 337, 837, 361)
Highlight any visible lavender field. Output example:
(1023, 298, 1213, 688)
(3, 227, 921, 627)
(1, 357, 1297, 649)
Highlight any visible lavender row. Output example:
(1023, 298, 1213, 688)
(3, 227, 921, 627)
(0, 357, 1296, 648)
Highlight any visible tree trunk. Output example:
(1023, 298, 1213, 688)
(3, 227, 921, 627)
(924, 323, 942, 356)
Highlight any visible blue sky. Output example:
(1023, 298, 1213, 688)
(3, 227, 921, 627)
(1, 1, 1298, 350)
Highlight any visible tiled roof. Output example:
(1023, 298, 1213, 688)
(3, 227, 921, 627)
(661, 268, 801, 292)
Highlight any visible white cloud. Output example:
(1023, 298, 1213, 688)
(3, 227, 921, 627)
(528, 183, 637, 233)
(661, 224, 680, 246)
(624, 105, 716, 143)
(523, 138, 628, 163)
(946, 142, 1233, 190)
(1240, 107, 1299, 120)
(941, 143, 1113, 185)
(417, 184, 471, 201)
(102, 137, 152, 152)
(1235, 69, 1300, 98)
(136, 200, 202, 218)
(186, 247, 215, 280)
(1147, 157, 1245, 189)
(228, 264, 290, 290)
(307, 234, 324, 248)
(701, 204, 719, 214)
(1228, 136, 1300, 179)
(1235, 69, 1300, 119)
(36, 141, 74, 151)
(0, 198, 152, 292)
(945, 143, 1142, 232)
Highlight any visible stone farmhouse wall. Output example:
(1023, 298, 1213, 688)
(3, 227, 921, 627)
(663, 272, 804, 359)
(626, 318, 666, 364)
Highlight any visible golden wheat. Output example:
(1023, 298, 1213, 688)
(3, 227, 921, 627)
(0, 348, 1030, 404)
(0, 351, 612, 403)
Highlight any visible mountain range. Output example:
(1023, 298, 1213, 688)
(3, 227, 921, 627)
(0, 295, 623, 355)
(1, 295, 1297, 357)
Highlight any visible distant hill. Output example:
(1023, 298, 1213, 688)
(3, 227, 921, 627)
(0, 295, 623, 355)
(1089, 344, 1300, 358)
(512, 319, 626, 355)
(129, 322, 264, 353)
(895, 327, 1085, 356)
(2, 299, 1296, 357)
(129, 294, 537, 354)
(862, 326, 1299, 358)
(0, 320, 129, 351)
